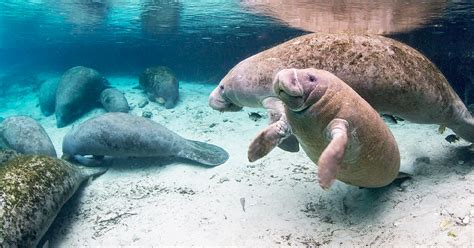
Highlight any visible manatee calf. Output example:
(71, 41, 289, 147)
(139, 66, 179, 109)
(100, 88, 130, 113)
(209, 33, 474, 156)
(39, 79, 59, 116)
(0, 155, 107, 247)
(0, 116, 57, 157)
(253, 68, 400, 188)
(62, 113, 229, 166)
(55, 66, 108, 128)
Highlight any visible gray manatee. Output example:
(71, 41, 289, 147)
(62, 113, 229, 167)
(139, 66, 179, 109)
(55, 66, 108, 128)
(0, 155, 106, 247)
(39, 79, 59, 116)
(100, 88, 130, 113)
(0, 116, 57, 157)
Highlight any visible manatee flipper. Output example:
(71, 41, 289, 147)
(179, 140, 229, 167)
(317, 119, 350, 190)
(248, 120, 292, 162)
(62, 154, 103, 166)
(396, 171, 412, 180)
(263, 97, 300, 153)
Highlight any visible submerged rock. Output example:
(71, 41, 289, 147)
(55, 66, 108, 128)
(139, 66, 179, 109)
(0, 155, 107, 247)
(0, 116, 57, 157)
(100, 88, 130, 113)
(142, 111, 153, 118)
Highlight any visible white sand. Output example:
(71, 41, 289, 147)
(2, 74, 474, 247)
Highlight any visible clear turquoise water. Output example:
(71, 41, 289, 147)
(0, 1, 473, 93)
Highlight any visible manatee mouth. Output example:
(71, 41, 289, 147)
(277, 88, 306, 112)
(213, 101, 243, 112)
(209, 93, 243, 112)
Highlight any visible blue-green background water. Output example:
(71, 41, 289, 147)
(0, 0, 473, 102)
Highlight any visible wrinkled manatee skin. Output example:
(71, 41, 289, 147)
(39, 79, 59, 116)
(100, 88, 130, 113)
(0, 155, 107, 247)
(139, 66, 179, 109)
(0, 116, 57, 157)
(62, 113, 229, 166)
(55, 66, 108, 128)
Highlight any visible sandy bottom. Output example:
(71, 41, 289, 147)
(1, 74, 474, 247)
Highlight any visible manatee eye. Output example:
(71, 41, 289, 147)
(308, 74, 317, 82)
(219, 85, 224, 90)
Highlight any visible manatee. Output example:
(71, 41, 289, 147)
(209, 33, 474, 157)
(100, 88, 130, 113)
(0, 155, 107, 247)
(0, 116, 57, 157)
(139, 66, 179, 109)
(62, 113, 229, 167)
(255, 68, 400, 189)
(55, 66, 108, 128)
(39, 79, 59, 116)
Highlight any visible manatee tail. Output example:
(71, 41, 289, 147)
(179, 140, 229, 167)
(77, 164, 108, 178)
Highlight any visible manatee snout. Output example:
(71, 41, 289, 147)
(56, 108, 78, 128)
(208, 84, 243, 112)
(273, 68, 305, 111)
(55, 113, 69, 128)
(274, 68, 327, 112)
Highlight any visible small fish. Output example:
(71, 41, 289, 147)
(445, 134, 460, 143)
(248, 112, 263, 122)
(381, 114, 398, 124)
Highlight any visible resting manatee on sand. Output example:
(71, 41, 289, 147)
(0, 155, 106, 247)
(62, 113, 229, 167)
(258, 68, 400, 189)
(209, 33, 474, 159)
(0, 116, 57, 157)
(55, 66, 108, 128)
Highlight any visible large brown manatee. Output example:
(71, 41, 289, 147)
(261, 68, 400, 189)
(209, 33, 474, 159)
